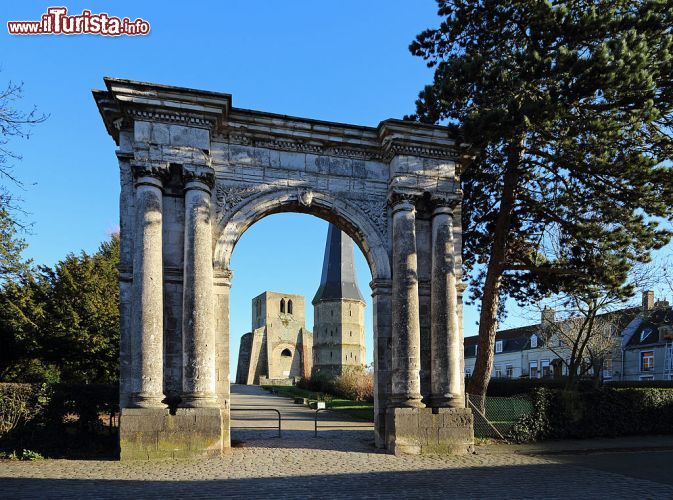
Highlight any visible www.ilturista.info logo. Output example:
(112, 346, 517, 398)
(7, 7, 150, 36)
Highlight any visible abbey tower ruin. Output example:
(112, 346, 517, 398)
(312, 223, 366, 377)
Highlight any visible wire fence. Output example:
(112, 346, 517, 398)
(466, 394, 533, 441)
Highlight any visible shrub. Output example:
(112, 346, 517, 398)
(333, 367, 374, 402)
(0, 384, 43, 436)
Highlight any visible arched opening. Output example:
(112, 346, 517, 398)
(280, 298, 286, 313)
(215, 189, 391, 448)
(281, 348, 292, 357)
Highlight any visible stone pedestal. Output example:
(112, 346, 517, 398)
(384, 407, 474, 456)
(119, 407, 229, 460)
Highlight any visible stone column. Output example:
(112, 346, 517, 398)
(131, 163, 167, 408)
(371, 278, 393, 447)
(390, 195, 424, 408)
(181, 166, 218, 408)
(430, 199, 463, 408)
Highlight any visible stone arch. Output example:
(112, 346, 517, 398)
(212, 188, 391, 282)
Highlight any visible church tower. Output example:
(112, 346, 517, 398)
(312, 223, 366, 377)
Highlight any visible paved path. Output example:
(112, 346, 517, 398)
(230, 384, 373, 444)
(2, 386, 673, 498)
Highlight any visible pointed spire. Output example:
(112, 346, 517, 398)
(312, 223, 364, 304)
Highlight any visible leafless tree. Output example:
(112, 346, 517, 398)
(536, 263, 659, 388)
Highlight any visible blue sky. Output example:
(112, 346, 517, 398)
(2, 2, 671, 375)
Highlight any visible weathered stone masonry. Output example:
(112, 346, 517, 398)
(93, 77, 473, 459)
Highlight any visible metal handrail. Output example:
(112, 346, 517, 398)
(313, 408, 371, 437)
(230, 407, 282, 437)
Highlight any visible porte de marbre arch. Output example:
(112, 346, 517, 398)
(93, 77, 474, 459)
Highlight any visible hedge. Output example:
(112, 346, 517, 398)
(507, 388, 673, 443)
(480, 377, 673, 397)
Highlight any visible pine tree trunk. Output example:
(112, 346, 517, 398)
(467, 144, 522, 406)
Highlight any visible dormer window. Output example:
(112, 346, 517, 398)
(530, 335, 538, 348)
(640, 327, 654, 343)
(495, 340, 503, 353)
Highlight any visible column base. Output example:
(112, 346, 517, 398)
(180, 392, 219, 408)
(388, 395, 425, 408)
(119, 407, 230, 460)
(130, 392, 166, 409)
(385, 407, 474, 456)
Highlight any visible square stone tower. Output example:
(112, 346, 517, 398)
(236, 291, 313, 384)
(312, 224, 366, 377)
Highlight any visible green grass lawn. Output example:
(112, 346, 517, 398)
(262, 385, 374, 422)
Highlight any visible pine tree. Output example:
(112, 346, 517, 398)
(410, 1, 673, 400)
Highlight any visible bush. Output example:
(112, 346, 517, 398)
(507, 387, 673, 443)
(297, 372, 336, 394)
(298, 368, 374, 402)
(333, 367, 374, 402)
(0, 384, 44, 436)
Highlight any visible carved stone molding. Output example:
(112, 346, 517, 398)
(298, 189, 314, 207)
(349, 196, 389, 243)
(381, 143, 460, 163)
(214, 182, 261, 223)
(226, 133, 384, 161)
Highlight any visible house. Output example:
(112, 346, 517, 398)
(464, 291, 673, 382)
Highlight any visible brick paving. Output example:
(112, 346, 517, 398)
(1, 386, 672, 499)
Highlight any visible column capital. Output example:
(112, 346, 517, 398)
(369, 278, 392, 295)
(213, 268, 234, 288)
(131, 160, 170, 186)
(183, 164, 215, 192)
(430, 192, 462, 214)
(388, 191, 419, 212)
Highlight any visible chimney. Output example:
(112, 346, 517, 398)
(642, 290, 655, 311)
(541, 306, 555, 329)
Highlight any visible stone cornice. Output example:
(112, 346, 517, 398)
(93, 77, 232, 145)
(93, 78, 467, 164)
(378, 119, 464, 163)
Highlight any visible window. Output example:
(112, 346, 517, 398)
(641, 351, 655, 372)
(280, 298, 285, 313)
(529, 360, 539, 378)
(281, 348, 292, 358)
(530, 335, 538, 348)
(330, 351, 333, 359)
(465, 368, 472, 377)
(541, 359, 551, 378)
(603, 358, 613, 379)
(495, 366, 502, 378)
(350, 331, 352, 337)
(495, 340, 503, 353)
(287, 299, 293, 315)
(506, 364, 513, 378)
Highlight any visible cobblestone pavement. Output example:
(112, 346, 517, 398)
(1, 386, 672, 499)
